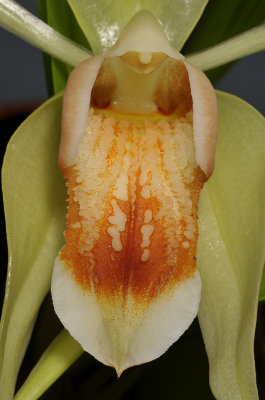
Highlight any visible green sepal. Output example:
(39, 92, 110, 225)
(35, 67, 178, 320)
(198, 91, 265, 399)
(0, 94, 66, 400)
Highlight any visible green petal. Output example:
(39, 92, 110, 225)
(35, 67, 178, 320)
(184, 0, 265, 53)
(67, 0, 208, 53)
(182, 0, 265, 81)
(198, 91, 265, 399)
(38, 0, 91, 94)
(0, 94, 66, 400)
(0, 0, 90, 70)
(186, 24, 265, 71)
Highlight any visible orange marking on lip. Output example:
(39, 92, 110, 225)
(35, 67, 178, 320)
(60, 109, 205, 305)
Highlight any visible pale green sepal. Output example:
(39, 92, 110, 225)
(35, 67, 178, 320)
(0, 0, 91, 67)
(14, 330, 83, 400)
(0, 94, 66, 400)
(187, 24, 265, 71)
(198, 91, 265, 400)
(67, 0, 208, 53)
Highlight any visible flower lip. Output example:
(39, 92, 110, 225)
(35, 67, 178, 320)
(53, 106, 204, 374)
(53, 9, 219, 376)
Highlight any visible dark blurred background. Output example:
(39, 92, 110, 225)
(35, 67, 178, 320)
(0, 1, 265, 399)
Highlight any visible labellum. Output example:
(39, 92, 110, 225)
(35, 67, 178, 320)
(51, 10, 218, 375)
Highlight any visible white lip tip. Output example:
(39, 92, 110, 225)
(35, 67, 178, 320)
(116, 368, 123, 378)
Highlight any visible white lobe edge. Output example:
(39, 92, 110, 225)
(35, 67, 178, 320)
(58, 54, 104, 171)
(52, 256, 201, 375)
(59, 10, 218, 177)
(184, 61, 218, 177)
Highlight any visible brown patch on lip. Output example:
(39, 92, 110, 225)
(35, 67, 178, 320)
(154, 59, 192, 116)
(60, 110, 206, 307)
(91, 59, 117, 109)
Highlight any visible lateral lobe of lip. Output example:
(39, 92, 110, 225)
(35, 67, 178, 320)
(60, 109, 205, 304)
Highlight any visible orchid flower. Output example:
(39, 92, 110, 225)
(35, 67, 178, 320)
(51, 10, 218, 376)
(0, 1, 265, 400)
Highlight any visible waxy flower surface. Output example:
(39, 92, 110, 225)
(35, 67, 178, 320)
(51, 11, 218, 374)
